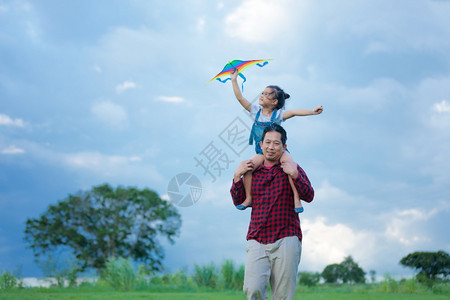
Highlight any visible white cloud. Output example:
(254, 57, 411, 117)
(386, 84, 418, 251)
(91, 101, 128, 129)
(64, 151, 139, 171)
(364, 41, 391, 55)
(60, 150, 164, 184)
(0, 114, 25, 127)
(224, 0, 299, 43)
(157, 96, 185, 103)
(26, 20, 39, 42)
(301, 216, 376, 272)
(196, 17, 206, 33)
(93, 65, 102, 73)
(116, 80, 137, 94)
(92, 27, 161, 71)
(1, 145, 25, 154)
(129, 156, 142, 162)
(329, 1, 450, 53)
(433, 100, 450, 113)
(0, 4, 9, 14)
(384, 208, 436, 246)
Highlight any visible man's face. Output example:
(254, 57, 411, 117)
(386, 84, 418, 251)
(260, 131, 286, 162)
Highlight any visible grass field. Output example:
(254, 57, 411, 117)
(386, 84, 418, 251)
(1, 285, 449, 300)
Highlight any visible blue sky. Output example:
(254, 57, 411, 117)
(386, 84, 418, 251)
(1, 0, 449, 278)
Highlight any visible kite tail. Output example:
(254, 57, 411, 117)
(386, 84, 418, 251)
(239, 73, 247, 91)
(256, 61, 269, 67)
(216, 78, 231, 84)
(216, 73, 247, 91)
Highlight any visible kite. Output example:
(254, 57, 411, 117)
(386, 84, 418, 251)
(207, 59, 271, 90)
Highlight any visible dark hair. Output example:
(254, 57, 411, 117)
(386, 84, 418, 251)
(261, 123, 287, 145)
(267, 85, 290, 109)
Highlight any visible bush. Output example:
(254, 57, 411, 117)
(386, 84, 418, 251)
(234, 265, 245, 291)
(380, 274, 401, 293)
(194, 262, 218, 288)
(38, 254, 79, 287)
(101, 257, 136, 291)
(219, 260, 244, 290)
(171, 269, 189, 286)
(432, 282, 450, 294)
(298, 271, 321, 287)
(399, 278, 416, 293)
(0, 270, 20, 289)
(416, 272, 434, 288)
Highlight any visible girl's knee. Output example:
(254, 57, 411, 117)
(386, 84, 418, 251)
(251, 154, 264, 166)
(280, 151, 293, 163)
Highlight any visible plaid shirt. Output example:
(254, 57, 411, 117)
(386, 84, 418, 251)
(230, 163, 314, 244)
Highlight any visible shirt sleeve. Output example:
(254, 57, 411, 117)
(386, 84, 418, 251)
(250, 104, 260, 121)
(230, 177, 245, 206)
(291, 165, 314, 203)
(276, 108, 286, 123)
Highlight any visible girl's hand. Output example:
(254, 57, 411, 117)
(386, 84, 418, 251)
(230, 68, 239, 80)
(314, 105, 323, 115)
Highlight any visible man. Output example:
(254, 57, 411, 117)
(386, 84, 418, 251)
(230, 123, 314, 300)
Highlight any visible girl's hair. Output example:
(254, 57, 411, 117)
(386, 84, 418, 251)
(267, 85, 290, 109)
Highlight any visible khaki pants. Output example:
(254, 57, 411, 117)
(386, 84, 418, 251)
(243, 236, 302, 300)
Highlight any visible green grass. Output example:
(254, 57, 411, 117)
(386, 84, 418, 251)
(0, 290, 246, 300)
(1, 284, 449, 300)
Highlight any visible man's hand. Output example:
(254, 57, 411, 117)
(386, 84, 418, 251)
(234, 159, 254, 182)
(281, 161, 298, 179)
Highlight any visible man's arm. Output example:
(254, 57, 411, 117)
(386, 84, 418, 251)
(230, 160, 254, 206)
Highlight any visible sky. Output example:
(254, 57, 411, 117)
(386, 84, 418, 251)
(1, 0, 449, 279)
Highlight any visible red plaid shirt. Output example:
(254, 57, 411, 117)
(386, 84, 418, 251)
(230, 163, 314, 244)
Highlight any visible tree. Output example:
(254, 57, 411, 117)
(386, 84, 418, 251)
(321, 256, 366, 284)
(24, 184, 181, 273)
(400, 250, 450, 280)
(369, 270, 376, 283)
(298, 271, 321, 287)
(321, 263, 345, 284)
(340, 256, 366, 284)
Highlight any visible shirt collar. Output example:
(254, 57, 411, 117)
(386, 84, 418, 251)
(256, 162, 281, 172)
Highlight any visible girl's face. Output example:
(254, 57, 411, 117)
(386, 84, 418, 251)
(259, 87, 278, 108)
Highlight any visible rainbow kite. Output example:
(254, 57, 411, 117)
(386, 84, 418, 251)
(207, 59, 271, 90)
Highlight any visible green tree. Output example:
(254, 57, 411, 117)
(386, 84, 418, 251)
(340, 256, 366, 284)
(321, 263, 344, 283)
(24, 184, 181, 273)
(298, 271, 321, 287)
(321, 256, 366, 284)
(399, 250, 450, 280)
(369, 270, 376, 283)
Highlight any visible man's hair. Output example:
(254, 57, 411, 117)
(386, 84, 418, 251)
(261, 123, 287, 145)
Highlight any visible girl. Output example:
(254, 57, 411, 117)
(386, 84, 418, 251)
(231, 68, 323, 213)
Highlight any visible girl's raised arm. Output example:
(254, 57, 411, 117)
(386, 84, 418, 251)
(231, 69, 251, 112)
(283, 105, 323, 120)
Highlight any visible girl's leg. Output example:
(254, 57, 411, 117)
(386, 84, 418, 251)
(237, 154, 265, 210)
(280, 152, 304, 213)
